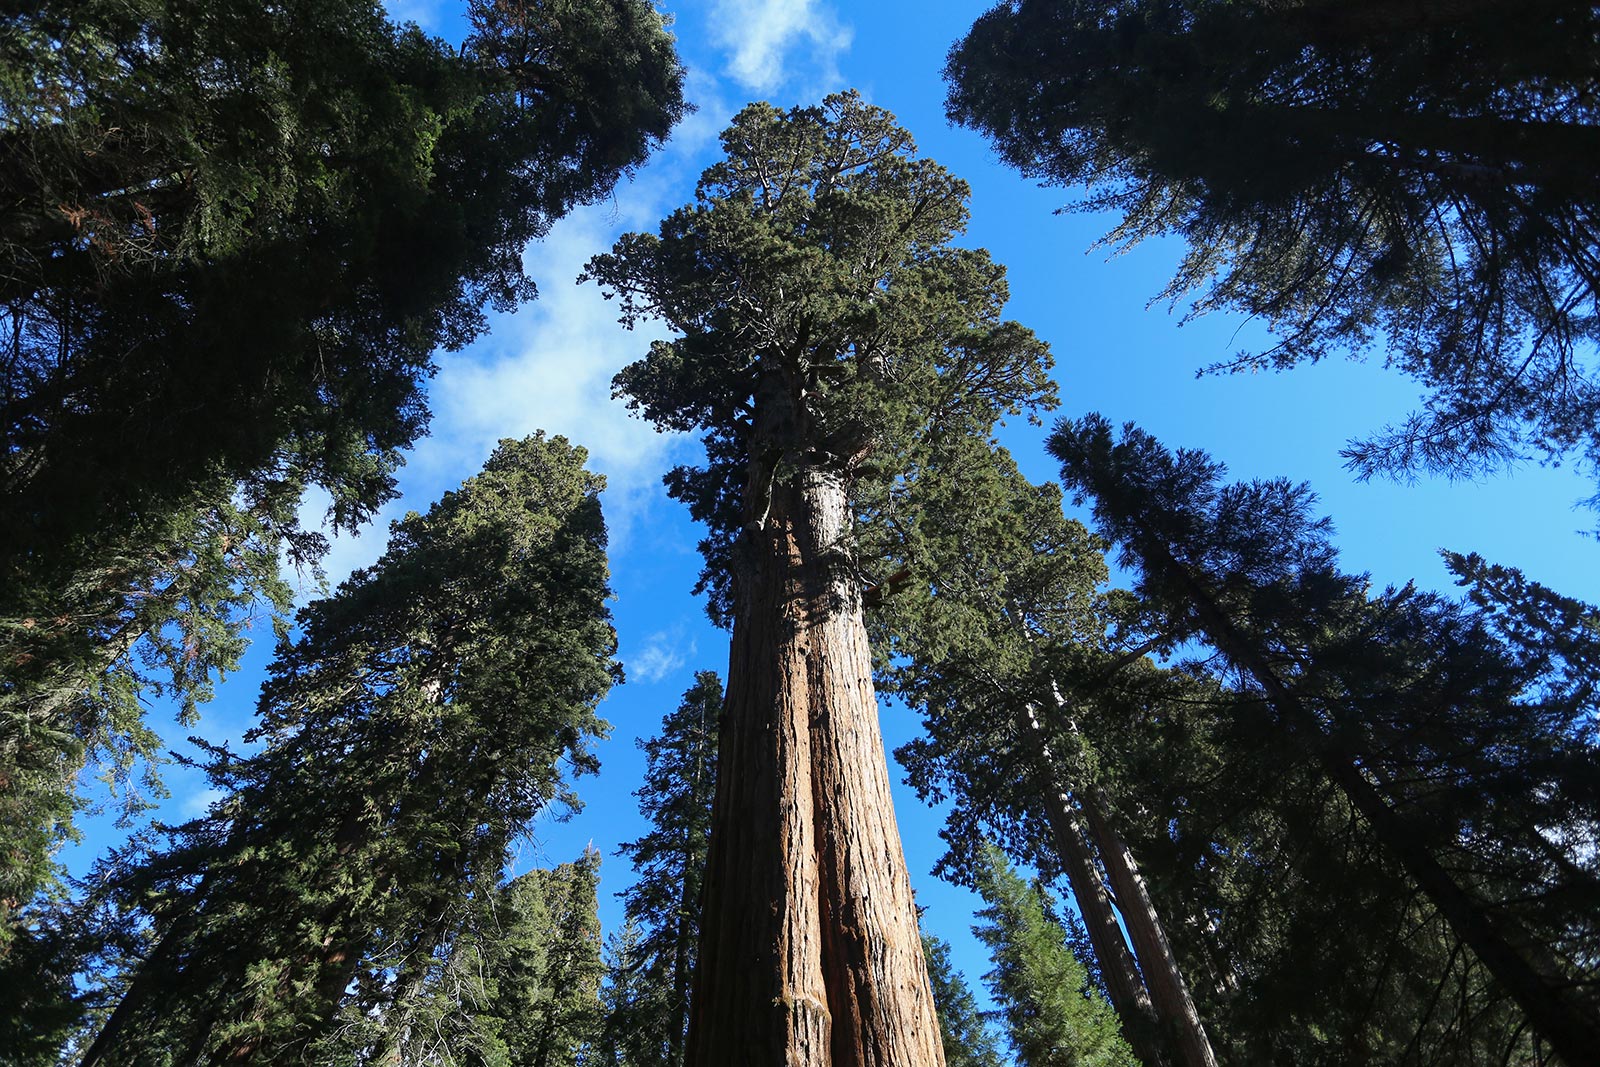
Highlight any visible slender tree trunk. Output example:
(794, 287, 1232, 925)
(669, 700, 711, 1067)
(1015, 704, 1168, 1067)
(1080, 783, 1217, 1067)
(1003, 614, 1215, 1067)
(687, 457, 944, 1067)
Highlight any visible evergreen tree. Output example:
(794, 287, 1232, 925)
(1113, 687, 1548, 1065)
(868, 438, 1215, 1067)
(924, 932, 1009, 1067)
(610, 671, 722, 1067)
(595, 919, 668, 1067)
(77, 434, 619, 1067)
(973, 848, 1135, 1067)
(0, 489, 291, 943)
(0, 0, 684, 912)
(312, 853, 607, 1067)
(494, 853, 607, 1067)
(584, 92, 1056, 1064)
(946, 0, 1600, 496)
(1048, 414, 1600, 1065)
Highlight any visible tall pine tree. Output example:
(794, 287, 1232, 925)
(923, 932, 1008, 1067)
(609, 671, 722, 1067)
(868, 438, 1215, 1067)
(77, 434, 619, 1066)
(1049, 414, 1600, 1065)
(973, 847, 1134, 1067)
(0, 0, 684, 915)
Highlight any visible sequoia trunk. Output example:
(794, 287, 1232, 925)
(686, 461, 944, 1067)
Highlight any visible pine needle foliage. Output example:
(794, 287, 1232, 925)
(1049, 413, 1600, 1063)
(973, 847, 1135, 1067)
(0, 0, 684, 912)
(76, 434, 619, 1067)
(608, 671, 721, 1067)
(924, 932, 1010, 1067)
(947, 0, 1600, 498)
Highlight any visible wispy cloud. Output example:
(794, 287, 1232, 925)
(288, 66, 739, 597)
(414, 204, 690, 553)
(627, 627, 697, 684)
(710, 0, 852, 94)
(182, 786, 225, 818)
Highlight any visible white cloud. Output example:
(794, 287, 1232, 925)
(413, 203, 691, 552)
(285, 66, 740, 598)
(182, 787, 225, 818)
(711, 0, 852, 93)
(627, 628, 696, 684)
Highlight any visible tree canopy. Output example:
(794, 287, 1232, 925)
(1049, 413, 1600, 1064)
(586, 89, 1056, 624)
(947, 0, 1600, 497)
(0, 0, 682, 931)
(608, 671, 721, 1067)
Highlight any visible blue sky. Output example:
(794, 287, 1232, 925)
(67, 0, 1600, 1027)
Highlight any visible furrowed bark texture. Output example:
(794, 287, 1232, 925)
(687, 463, 944, 1067)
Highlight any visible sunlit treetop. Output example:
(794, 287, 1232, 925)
(585, 91, 1057, 622)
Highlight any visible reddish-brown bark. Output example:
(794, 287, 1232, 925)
(686, 464, 944, 1067)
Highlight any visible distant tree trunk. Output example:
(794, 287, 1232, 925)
(1080, 782, 1217, 1067)
(1017, 705, 1166, 1065)
(687, 450, 944, 1066)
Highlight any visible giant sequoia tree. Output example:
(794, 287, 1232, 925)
(585, 93, 1055, 1065)
(946, 0, 1600, 494)
(0, 0, 683, 915)
(78, 434, 619, 1066)
(1049, 415, 1600, 1065)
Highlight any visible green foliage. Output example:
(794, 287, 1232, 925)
(0, 488, 291, 962)
(973, 848, 1135, 1067)
(1048, 413, 1600, 1062)
(924, 932, 1009, 1067)
(492, 854, 607, 1067)
(585, 91, 1056, 624)
(0, 894, 85, 1067)
(77, 434, 618, 1066)
(0, 0, 683, 915)
(606, 671, 721, 1066)
(595, 919, 671, 1067)
(866, 436, 1111, 886)
(3, 0, 685, 559)
(312, 853, 607, 1067)
(947, 0, 1600, 495)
